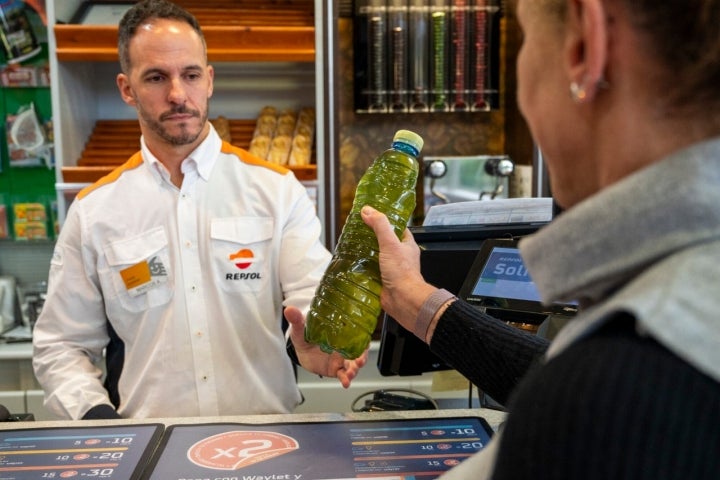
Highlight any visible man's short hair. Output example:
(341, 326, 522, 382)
(117, 0, 205, 73)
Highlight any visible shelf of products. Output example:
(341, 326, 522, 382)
(60, 118, 317, 184)
(54, 0, 315, 62)
(54, 25, 314, 62)
(0, 2, 56, 242)
(51, 1, 319, 227)
(353, 0, 501, 113)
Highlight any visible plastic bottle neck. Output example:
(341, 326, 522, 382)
(391, 141, 419, 158)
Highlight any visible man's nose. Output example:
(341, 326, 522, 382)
(167, 78, 187, 104)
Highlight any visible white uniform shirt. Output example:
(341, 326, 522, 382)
(33, 126, 331, 419)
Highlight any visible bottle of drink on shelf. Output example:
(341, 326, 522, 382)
(305, 129, 424, 359)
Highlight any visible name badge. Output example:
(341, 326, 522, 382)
(119, 255, 168, 297)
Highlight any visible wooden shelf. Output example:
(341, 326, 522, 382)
(61, 165, 317, 183)
(55, 1, 315, 62)
(56, 2, 317, 185)
(61, 119, 316, 184)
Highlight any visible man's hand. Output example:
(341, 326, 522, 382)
(284, 306, 368, 388)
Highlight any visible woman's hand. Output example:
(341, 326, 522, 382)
(360, 205, 438, 333)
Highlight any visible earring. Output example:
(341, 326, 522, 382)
(569, 81, 587, 103)
(570, 77, 610, 103)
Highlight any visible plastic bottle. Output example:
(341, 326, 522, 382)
(305, 129, 424, 359)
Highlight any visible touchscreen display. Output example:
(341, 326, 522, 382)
(459, 239, 578, 318)
(0, 424, 162, 479)
(147, 417, 493, 479)
(0, 418, 493, 480)
(470, 246, 542, 302)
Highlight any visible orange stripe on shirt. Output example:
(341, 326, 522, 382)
(76, 152, 145, 200)
(77, 143, 288, 202)
(220, 141, 291, 175)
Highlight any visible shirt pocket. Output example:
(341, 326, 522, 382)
(103, 226, 174, 313)
(210, 217, 274, 294)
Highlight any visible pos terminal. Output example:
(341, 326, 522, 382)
(377, 222, 575, 377)
(457, 237, 577, 333)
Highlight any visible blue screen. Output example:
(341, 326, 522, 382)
(471, 246, 543, 302)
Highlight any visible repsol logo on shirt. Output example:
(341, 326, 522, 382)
(226, 248, 262, 281)
(226, 271, 261, 280)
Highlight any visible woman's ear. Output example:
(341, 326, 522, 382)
(565, 0, 609, 102)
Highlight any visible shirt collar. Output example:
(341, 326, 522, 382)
(141, 123, 222, 183)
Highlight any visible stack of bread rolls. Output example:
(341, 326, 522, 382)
(249, 106, 315, 166)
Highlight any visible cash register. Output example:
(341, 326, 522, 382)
(377, 222, 577, 377)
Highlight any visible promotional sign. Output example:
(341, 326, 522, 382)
(148, 417, 492, 480)
(0, 417, 493, 480)
(0, 424, 163, 479)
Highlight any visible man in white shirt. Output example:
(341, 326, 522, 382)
(32, 0, 365, 420)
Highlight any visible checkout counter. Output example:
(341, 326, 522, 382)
(0, 408, 506, 478)
(0, 237, 516, 478)
(1, 210, 566, 478)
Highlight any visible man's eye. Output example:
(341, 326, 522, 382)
(147, 75, 164, 83)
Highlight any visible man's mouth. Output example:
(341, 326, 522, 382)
(162, 110, 198, 121)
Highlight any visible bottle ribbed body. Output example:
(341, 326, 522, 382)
(305, 130, 423, 359)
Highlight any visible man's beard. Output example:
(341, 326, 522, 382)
(138, 103, 209, 146)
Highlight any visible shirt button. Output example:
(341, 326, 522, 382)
(202, 375, 208, 381)
(185, 240, 192, 248)
(190, 285, 197, 293)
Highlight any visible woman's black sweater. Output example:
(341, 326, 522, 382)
(429, 300, 720, 479)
